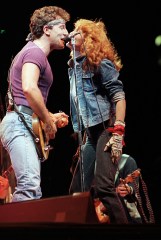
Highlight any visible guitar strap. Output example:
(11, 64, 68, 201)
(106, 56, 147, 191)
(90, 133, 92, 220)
(115, 154, 129, 182)
(14, 103, 43, 160)
(13, 104, 39, 141)
(6, 57, 43, 160)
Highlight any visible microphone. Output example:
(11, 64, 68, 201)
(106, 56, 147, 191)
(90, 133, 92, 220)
(61, 32, 80, 43)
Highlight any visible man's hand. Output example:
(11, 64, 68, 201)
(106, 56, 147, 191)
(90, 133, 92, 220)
(116, 183, 132, 197)
(49, 112, 69, 128)
(44, 120, 57, 141)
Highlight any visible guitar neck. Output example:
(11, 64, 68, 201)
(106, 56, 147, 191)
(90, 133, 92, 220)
(120, 168, 141, 184)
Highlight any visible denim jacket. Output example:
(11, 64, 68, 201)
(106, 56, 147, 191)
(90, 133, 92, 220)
(68, 56, 125, 132)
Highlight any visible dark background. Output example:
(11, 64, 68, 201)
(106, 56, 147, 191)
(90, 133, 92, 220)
(0, 0, 161, 223)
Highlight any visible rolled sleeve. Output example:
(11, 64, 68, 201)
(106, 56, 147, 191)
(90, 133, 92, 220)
(99, 59, 125, 99)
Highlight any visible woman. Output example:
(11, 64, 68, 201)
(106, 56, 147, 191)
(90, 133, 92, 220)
(66, 19, 128, 224)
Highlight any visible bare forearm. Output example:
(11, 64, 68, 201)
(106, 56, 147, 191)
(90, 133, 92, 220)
(115, 99, 126, 122)
(24, 87, 50, 123)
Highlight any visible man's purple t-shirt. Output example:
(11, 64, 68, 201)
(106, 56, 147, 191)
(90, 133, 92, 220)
(10, 41, 53, 107)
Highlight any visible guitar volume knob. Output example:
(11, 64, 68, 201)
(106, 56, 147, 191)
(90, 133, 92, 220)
(44, 145, 53, 151)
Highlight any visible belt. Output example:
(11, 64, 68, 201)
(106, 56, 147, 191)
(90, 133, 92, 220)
(16, 105, 33, 116)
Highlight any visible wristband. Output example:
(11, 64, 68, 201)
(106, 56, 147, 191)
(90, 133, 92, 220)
(107, 125, 125, 135)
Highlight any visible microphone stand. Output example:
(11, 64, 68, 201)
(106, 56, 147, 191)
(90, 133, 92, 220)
(70, 37, 85, 192)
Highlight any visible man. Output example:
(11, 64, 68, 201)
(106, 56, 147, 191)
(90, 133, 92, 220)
(95, 154, 142, 224)
(0, 6, 70, 202)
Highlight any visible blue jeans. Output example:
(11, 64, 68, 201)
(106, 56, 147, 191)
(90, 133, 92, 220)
(69, 137, 96, 193)
(69, 122, 128, 224)
(0, 111, 42, 202)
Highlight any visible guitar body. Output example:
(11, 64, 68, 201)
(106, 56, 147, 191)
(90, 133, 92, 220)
(32, 113, 50, 161)
(32, 112, 68, 161)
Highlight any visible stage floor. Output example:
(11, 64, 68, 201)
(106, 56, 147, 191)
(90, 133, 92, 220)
(0, 222, 160, 240)
(0, 192, 160, 239)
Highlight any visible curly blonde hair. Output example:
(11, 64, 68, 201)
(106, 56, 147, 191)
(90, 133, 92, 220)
(74, 19, 122, 71)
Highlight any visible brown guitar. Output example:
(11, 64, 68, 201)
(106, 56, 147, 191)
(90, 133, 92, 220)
(32, 113, 51, 161)
(120, 168, 141, 184)
(32, 113, 68, 162)
(94, 168, 141, 223)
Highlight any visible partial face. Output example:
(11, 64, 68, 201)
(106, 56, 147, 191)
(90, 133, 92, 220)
(65, 30, 83, 51)
(45, 18, 69, 49)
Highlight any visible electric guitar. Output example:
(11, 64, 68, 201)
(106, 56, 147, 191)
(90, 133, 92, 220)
(94, 168, 141, 223)
(32, 113, 51, 162)
(120, 168, 141, 184)
(32, 113, 68, 162)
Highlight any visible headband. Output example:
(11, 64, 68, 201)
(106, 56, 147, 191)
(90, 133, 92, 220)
(47, 19, 66, 27)
(26, 19, 66, 41)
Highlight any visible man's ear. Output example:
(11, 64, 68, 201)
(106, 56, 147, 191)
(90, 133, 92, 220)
(43, 25, 51, 36)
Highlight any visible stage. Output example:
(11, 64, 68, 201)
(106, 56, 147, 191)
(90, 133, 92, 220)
(0, 222, 160, 240)
(0, 192, 160, 239)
